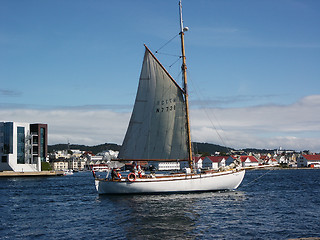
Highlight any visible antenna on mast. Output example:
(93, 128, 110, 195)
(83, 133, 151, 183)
(179, 0, 189, 34)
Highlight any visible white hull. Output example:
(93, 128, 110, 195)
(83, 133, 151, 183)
(95, 169, 245, 194)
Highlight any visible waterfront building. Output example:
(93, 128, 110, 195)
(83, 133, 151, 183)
(279, 155, 289, 164)
(193, 156, 203, 169)
(297, 154, 320, 168)
(0, 122, 48, 172)
(50, 158, 87, 171)
(202, 156, 226, 170)
(179, 160, 190, 170)
(52, 159, 69, 171)
(239, 156, 259, 167)
(266, 158, 278, 165)
(226, 155, 259, 167)
(148, 161, 180, 171)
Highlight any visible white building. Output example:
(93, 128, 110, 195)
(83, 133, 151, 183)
(266, 158, 279, 165)
(201, 156, 226, 170)
(226, 155, 259, 168)
(0, 122, 48, 172)
(297, 154, 320, 168)
(148, 161, 180, 171)
(52, 161, 69, 171)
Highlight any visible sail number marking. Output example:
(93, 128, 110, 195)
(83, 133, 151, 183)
(156, 98, 176, 113)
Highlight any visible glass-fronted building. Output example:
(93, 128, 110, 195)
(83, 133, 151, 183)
(0, 122, 48, 172)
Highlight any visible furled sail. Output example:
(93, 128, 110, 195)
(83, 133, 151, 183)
(119, 46, 188, 160)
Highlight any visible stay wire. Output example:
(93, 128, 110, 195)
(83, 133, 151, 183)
(155, 33, 180, 54)
(186, 69, 230, 149)
(239, 168, 274, 188)
(169, 57, 182, 68)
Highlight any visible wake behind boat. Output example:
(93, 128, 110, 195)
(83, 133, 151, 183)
(94, 1, 245, 194)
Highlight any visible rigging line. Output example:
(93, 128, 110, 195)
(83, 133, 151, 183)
(175, 70, 182, 85)
(239, 168, 274, 188)
(169, 57, 182, 68)
(187, 69, 231, 149)
(161, 56, 181, 70)
(206, 107, 233, 150)
(186, 69, 230, 149)
(155, 33, 180, 54)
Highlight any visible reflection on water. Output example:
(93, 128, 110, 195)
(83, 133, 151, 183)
(96, 191, 246, 239)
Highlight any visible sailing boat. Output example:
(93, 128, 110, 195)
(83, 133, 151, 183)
(94, 1, 245, 194)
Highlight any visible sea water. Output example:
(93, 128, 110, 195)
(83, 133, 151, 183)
(0, 169, 319, 239)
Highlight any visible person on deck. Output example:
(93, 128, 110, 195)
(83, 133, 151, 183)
(111, 168, 117, 180)
(111, 168, 121, 180)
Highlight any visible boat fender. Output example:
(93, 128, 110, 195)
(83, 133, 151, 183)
(128, 172, 136, 182)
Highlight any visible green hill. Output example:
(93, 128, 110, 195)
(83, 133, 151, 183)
(48, 142, 231, 156)
(193, 142, 233, 156)
(48, 143, 121, 155)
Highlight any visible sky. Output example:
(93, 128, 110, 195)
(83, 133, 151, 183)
(1, 0, 320, 152)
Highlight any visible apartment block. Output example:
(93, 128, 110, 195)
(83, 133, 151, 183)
(0, 122, 48, 172)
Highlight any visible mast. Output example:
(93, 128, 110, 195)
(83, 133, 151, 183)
(179, 0, 193, 170)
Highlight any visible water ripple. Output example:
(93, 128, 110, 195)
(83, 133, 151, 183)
(0, 169, 319, 239)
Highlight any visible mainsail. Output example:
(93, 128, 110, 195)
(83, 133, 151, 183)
(119, 46, 188, 160)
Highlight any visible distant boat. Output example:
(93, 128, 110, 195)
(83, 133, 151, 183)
(63, 169, 74, 176)
(94, 1, 245, 194)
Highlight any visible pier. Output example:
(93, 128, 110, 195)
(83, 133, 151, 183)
(0, 171, 64, 177)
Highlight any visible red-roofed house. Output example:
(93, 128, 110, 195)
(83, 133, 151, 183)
(239, 156, 259, 167)
(226, 155, 259, 167)
(180, 156, 203, 170)
(193, 156, 204, 169)
(297, 154, 320, 168)
(266, 158, 278, 166)
(202, 156, 226, 170)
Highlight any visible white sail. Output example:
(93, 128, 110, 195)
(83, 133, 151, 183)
(119, 46, 188, 160)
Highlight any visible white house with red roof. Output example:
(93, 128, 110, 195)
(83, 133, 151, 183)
(202, 156, 226, 170)
(193, 156, 203, 169)
(297, 154, 320, 168)
(179, 156, 203, 170)
(266, 158, 278, 166)
(240, 156, 259, 167)
(226, 155, 259, 167)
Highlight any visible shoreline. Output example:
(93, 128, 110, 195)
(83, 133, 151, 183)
(247, 167, 320, 171)
(0, 171, 64, 177)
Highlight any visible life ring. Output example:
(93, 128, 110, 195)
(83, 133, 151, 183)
(127, 172, 136, 182)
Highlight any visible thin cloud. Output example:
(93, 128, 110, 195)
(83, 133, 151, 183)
(0, 95, 319, 152)
(0, 89, 22, 97)
(0, 103, 133, 111)
(0, 108, 130, 146)
(190, 95, 320, 152)
(190, 94, 282, 108)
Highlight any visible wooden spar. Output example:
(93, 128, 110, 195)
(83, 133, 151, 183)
(179, 0, 193, 171)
